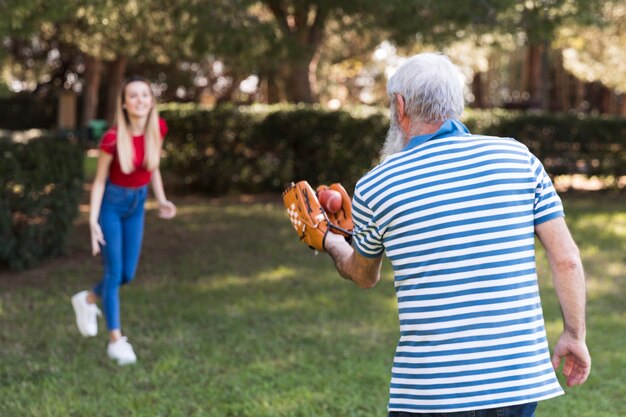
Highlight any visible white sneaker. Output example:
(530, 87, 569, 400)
(71, 290, 101, 337)
(107, 337, 137, 366)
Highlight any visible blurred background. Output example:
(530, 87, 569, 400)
(1, 0, 624, 279)
(1, 0, 624, 127)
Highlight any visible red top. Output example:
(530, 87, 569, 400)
(99, 118, 168, 187)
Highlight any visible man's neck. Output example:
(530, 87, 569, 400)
(404, 120, 444, 145)
(412, 120, 443, 136)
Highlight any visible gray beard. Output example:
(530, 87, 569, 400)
(380, 122, 406, 160)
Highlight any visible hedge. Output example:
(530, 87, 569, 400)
(161, 104, 387, 194)
(0, 94, 58, 130)
(160, 104, 626, 194)
(0, 135, 84, 270)
(464, 110, 626, 177)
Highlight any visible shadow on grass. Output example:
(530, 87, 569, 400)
(1, 194, 625, 417)
(0, 197, 398, 417)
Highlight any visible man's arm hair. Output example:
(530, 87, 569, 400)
(535, 216, 586, 337)
(535, 216, 591, 386)
(324, 232, 382, 288)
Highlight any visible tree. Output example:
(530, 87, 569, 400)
(55, 0, 203, 124)
(1, 0, 203, 123)
(556, 1, 626, 115)
(0, 0, 78, 94)
(200, 0, 522, 104)
(493, 0, 604, 110)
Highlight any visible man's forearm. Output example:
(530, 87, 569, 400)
(324, 232, 381, 288)
(536, 217, 587, 339)
(325, 233, 355, 280)
(551, 254, 586, 338)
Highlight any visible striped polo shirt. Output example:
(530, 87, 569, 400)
(352, 119, 565, 413)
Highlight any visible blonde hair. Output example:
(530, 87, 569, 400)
(115, 76, 163, 174)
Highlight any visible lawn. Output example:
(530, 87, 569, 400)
(0, 192, 624, 417)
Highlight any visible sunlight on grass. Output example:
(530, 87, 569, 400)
(193, 265, 298, 291)
(1, 194, 624, 417)
(175, 203, 282, 216)
(153, 353, 183, 375)
(586, 274, 623, 300)
(544, 319, 564, 339)
(259, 265, 298, 282)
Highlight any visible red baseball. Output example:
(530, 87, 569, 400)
(319, 189, 342, 213)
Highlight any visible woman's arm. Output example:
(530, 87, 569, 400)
(151, 168, 176, 219)
(89, 152, 113, 255)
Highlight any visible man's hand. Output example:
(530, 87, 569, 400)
(551, 331, 591, 387)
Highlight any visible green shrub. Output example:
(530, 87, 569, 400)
(464, 111, 626, 177)
(0, 136, 84, 270)
(160, 104, 626, 194)
(161, 105, 386, 194)
(0, 94, 58, 130)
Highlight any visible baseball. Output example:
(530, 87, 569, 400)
(319, 189, 342, 213)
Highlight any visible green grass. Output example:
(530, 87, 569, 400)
(0, 193, 624, 417)
(84, 151, 98, 182)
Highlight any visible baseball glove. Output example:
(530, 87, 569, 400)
(316, 183, 353, 238)
(282, 181, 353, 252)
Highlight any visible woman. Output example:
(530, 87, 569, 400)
(71, 76, 176, 365)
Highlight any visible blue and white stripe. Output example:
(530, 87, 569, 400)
(352, 120, 564, 413)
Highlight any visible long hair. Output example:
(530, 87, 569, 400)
(115, 76, 162, 174)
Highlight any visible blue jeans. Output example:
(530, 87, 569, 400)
(388, 402, 537, 417)
(93, 182, 147, 331)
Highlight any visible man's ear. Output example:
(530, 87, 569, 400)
(394, 93, 406, 122)
(394, 93, 412, 136)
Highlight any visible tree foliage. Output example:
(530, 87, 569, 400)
(557, 1, 626, 92)
(1, 0, 622, 108)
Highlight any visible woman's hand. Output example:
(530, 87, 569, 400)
(90, 221, 106, 256)
(158, 200, 177, 219)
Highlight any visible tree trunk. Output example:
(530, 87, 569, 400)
(104, 55, 128, 125)
(556, 54, 570, 112)
(264, 1, 325, 104)
(575, 78, 585, 112)
(486, 55, 497, 108)
(541, 40, 550, 112)
(264, 71, 281, 104)
(523, 44, 543, 109)
(620, 95, 626, 117)
(81, 54, 103, 126)
(471, 72, 484, 108)
(600, 86, 611, 115)
(285, 54, 316, 103)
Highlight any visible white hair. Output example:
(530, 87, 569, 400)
(387, 53, 464, 123)
(380, 103, 406, 159)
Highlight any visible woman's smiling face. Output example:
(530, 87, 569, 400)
(123, 81, 153, 119)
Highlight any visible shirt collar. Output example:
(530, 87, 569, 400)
(403, 119, 471, 151)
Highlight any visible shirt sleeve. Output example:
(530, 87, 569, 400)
(159, 118, 168, 138)
(98, 130, 117, 155)
(351, 187, 384, 258)
(530, 154, 564, 226)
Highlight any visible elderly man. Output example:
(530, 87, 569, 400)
(324, 53, 590, 417)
